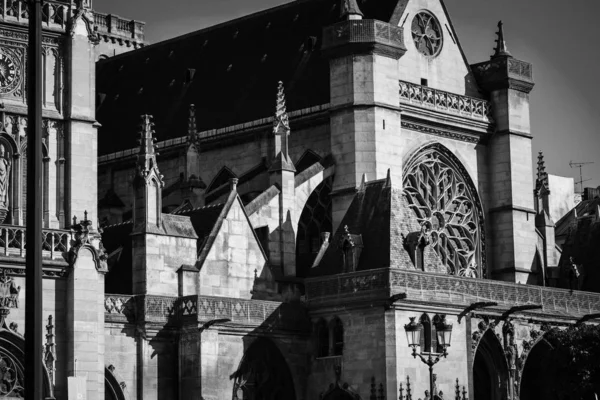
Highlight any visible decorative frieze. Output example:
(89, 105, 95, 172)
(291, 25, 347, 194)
(399, 80, 494, 123)
(401, 121, 481, 144)
(104, 294, 283, 327)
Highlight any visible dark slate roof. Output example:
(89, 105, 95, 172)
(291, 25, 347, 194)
(101, 221, 133, 294)
(555, 197, 600, 238)
(310, 177, 402, 276)
(96, 0, 401, 155)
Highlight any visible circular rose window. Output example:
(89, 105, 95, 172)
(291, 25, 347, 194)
(411, 12, 443, 57)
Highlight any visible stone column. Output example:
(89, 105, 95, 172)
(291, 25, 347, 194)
(322, 15, 406, 231)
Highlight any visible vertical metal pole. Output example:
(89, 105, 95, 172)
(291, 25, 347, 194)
(429, 363, 434, 400)
(25, 0, 44, 399)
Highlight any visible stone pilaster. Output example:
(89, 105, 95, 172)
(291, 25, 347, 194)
(472, 21, 536, 283)
(322, 9, 406, 231)
(64, 8, 100, 228)
(66, 217, 108, 400)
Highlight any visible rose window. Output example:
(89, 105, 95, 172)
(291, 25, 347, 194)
(403, 147, 484, 278)
(411, 12, 443, 57)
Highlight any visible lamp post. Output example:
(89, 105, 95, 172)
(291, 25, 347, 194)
(404, 316, 453, 400)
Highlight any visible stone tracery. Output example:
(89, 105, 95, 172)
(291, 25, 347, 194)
(403, 144, 485, 278)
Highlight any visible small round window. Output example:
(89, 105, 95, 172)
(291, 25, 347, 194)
(411, 12, 443, 57)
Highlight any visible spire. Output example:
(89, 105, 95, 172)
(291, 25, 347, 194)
(492, 21, 512, 59)
(136, 114, 164, 186)
(270, 81, 295, 172)
(187, 104, 199, 146)
(340, 0, 363, 20)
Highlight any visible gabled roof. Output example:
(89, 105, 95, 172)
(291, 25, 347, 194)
(96, 0, 401, 155)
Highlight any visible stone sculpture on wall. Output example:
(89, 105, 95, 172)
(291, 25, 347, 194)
(0, 144, 11, 223)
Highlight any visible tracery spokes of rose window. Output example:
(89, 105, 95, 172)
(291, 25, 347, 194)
(403, 152, 483, 278)
(0, 349, 24, 398)
(411, 12, 443, 57)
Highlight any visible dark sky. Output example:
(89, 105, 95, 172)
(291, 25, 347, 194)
(95, 0, 600, 190)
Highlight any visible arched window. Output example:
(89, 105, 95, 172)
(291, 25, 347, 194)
(403, 144, 485, 278)
(316, 319, 329, 358)
(331, 317, 344, 356)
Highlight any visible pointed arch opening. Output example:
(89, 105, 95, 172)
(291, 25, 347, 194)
(331, 317, 344, 356)
(316, 319, 329, 358)
(519, 339, 554, 400)
(232, 338, 296, 400)
(296, 177, 332, 277)
(473, 329, 509, 400)
(206, 166, 236, 194)
(294, 149, 321, 175)
(403, 143, 486, 278)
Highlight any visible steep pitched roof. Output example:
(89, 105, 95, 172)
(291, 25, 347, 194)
(96, 0, 401, 155)
(310, 177, 404, 276)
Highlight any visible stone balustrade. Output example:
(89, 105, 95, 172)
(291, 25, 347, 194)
(322, 19, 405, 56)
(0, 224, 70, 260)
(399, 80, 494, 123)
(0, 0, 70, 30)
(305, 268, 600, 319)
(93, 11, 144, 43)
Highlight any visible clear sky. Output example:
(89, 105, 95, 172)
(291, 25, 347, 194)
(95, 0, 600, 191)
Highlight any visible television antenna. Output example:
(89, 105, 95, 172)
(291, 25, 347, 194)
(569, 160, 594, 194)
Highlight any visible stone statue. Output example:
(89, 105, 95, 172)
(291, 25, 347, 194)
(0, 144, 10, 223)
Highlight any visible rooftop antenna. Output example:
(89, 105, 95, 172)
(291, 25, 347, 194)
(569, 160, 594, 194)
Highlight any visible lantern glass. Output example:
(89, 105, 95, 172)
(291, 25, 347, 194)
(404, 318, 421, 347)
(435, 318, 453, 348)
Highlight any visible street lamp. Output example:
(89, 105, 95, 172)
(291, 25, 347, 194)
(404, 316, 453, 400)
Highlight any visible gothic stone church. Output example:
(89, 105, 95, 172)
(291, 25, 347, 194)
(0, 0, 597, 399)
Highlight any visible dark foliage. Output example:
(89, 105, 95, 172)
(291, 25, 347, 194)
(543, 324, 600, 399)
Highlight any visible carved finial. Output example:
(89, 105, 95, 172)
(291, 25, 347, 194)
(83, 210, 88, 222)
(274, 81, 290, 135)
(340, 0, 363, 20)
(383, 168, 392, 188)
(270, 81, 295, 172)
(188, 104, 199, 146)
(359, 173, 367, 192)
(136, 114, 164, 186)
(492, 21, 512, 59)
(536, 151, 549, 192)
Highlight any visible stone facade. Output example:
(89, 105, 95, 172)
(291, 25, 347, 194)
(0, 0, 596, 399)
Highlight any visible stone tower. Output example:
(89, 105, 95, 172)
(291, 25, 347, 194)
(322, 0, 407, 231)
(472, 21, 537, 283)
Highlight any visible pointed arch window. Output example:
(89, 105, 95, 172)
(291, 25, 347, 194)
(403, 144, 485, 278)
(316, 319, 329, 358)
(332, 318, 344, 356)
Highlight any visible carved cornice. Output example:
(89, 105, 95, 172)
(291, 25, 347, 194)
(401, 121, 481, 144)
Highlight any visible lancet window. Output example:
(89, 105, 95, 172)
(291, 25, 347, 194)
(403, 144, 485, 278)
